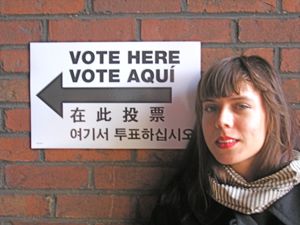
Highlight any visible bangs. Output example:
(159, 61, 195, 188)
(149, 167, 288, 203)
(199, 57, 250, 100)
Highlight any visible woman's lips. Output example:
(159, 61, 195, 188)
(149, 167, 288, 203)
(215, 136, 239, 149)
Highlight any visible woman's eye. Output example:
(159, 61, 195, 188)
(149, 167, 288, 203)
(203, 105, 218, 112)
(236, 103, 250, 110)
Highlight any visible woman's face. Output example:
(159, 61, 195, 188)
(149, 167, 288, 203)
(201, 82, 267, 179)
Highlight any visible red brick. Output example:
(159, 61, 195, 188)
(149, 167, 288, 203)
(239, 19, 300, 42)
(282, 79, 300, 103)
(0, 137, 39, 161)
(0, 21, 41, 44)
(6, 165, 88, 189)
(5, 108, 30, 132)
(94, 0, 181, 13)
(45, 149, 131, 162)
(56, 195, 136, 219)
(0, 0, 85, 15)
(202, 48, 238, 71)
(282, 0, 300, 12)
(281, 49, 300, 72)
(49, 19, 136, 41)
(0, 195, 49, 217)
(240, 48, 274, 65)
(187, 0, 276, 12)
(141, 19, 231, 42)
(0, 79, 29, 102)
(202, 48, 274, 72)
(136, 149, 184, 163)
(0, 49, 29, 73)
(95, 166, 175, 190)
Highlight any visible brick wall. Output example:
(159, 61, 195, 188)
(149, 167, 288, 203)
(0, 0, 299, 224)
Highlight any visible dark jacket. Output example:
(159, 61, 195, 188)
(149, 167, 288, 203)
(149, 184, 300, 225)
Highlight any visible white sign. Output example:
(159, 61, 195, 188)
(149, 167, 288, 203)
(30, 42, 201, 149)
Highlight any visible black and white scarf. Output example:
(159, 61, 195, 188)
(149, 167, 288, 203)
(209, 151, 300, 214)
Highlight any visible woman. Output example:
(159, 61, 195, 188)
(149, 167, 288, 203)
(149, 55, 300, 225)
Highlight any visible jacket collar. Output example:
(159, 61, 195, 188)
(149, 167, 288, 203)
(269, 184, 300, 225)
(192, 184, 300, 225)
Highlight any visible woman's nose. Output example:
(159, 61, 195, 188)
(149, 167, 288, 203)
(215, 107, 234, 129)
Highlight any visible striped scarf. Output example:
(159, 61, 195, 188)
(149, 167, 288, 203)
(209, 152, 300, 214)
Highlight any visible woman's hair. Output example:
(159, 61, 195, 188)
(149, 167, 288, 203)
(160, 55, 295, 213)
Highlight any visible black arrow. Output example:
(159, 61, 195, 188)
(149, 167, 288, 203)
(37, 73, 172, 118)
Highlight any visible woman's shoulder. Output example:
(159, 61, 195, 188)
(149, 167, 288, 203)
(285, 183, 300, 201)
(283, 183, 300, 199)
(268, 183, 300, 224)
(149, 192, 234, 225)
